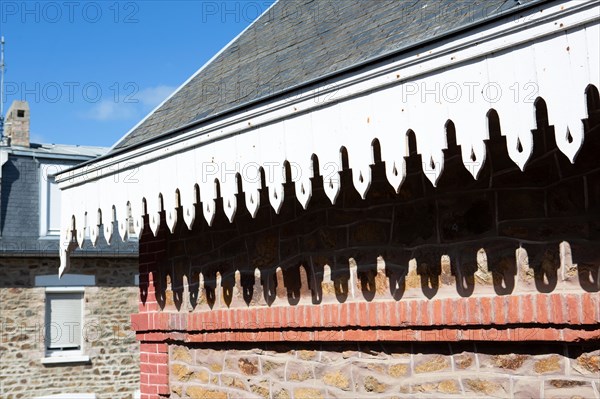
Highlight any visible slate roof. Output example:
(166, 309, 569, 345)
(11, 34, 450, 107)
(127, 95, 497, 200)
(0, 142, 138, 255)
(10, 142, 108, 159)
(113, 0, 541, 152)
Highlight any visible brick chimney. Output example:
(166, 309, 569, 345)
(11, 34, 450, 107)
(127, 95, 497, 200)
(5, 100, 30, 147)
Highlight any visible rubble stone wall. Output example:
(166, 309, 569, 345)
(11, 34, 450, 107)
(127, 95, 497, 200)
(0, 256, 139, 399)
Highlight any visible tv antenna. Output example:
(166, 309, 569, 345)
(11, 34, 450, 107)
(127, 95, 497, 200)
(0, 36, 5, 139)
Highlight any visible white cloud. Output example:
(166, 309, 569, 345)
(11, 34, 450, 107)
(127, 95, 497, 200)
(83, 100, 138, 121)
(29, 132, 47, 144)
(137, 85, 177, 109)
(81, 85, 176, 122)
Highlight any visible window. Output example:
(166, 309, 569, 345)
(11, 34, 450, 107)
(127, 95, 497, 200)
(17, 109, 25, 117)
(35, 274, 94, 365)
(45, 290, 83, 352)
(40, 163, 66, 237)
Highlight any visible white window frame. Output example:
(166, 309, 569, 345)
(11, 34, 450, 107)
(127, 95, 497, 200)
(36, 274, 94, 365)
(40, 163, 67, 237)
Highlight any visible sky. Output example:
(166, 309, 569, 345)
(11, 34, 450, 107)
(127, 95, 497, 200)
(0, 0, 276, 148)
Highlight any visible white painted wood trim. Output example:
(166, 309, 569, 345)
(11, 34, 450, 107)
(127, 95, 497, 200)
(40, 355, 91, 365)
(57, 0, 600, 275)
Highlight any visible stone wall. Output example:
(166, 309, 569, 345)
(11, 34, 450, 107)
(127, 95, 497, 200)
(0, 256, 140, 399)
(166, 343, 599, 399)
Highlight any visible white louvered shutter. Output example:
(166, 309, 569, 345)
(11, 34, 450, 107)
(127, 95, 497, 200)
(46, 292, 82, 350)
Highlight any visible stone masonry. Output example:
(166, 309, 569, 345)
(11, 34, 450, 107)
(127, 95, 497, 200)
(0, 256, 139, 399)
(167, 343, 600, 399)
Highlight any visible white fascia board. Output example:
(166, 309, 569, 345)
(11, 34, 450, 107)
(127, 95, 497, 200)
(56, 0, 600, 275)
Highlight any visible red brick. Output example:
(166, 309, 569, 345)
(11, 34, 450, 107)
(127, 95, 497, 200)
(238, 307, 248, 327)
(131, 313, 148, 331)
(292, 331, 312, 341)
(210, 309, 220, 328)
(344, 329, 374, 341)
(592, 293, 600, 322)
(338, 302, 348, 326)
(157, 364, 168, 375)
(310, 305, 321, 327)
(158, 313, 170, 329)
(260, 308, 270, 328)
(409, 300, 419, 325)
(395, 329, 418, 341)
(369, 303, 379, 327)
(455, 297, 468, 325)
(347, 302, 359, 326)
(227, 309, 236, 329)
(316, 329, 344, 341)
(444, 298, 455, 324)
(480, 297, 492, 325)
(536, 294, 549, 323)
(157, 382, 170, 395)
(358, 302, 368, 326)
(292, 306, 304, 328)
(550, 294, 565, 324)
(432, 299, 443, 325)
(493, 296, 506, 325)
(543, 328, 562, 341)
(420, 300, 431, 326)
(483, 328, 510, 341)
(264, 307, 273, 325)
(246, 308, 257, 328)
(566, 294, 581, 324)
(140, 343, 167, 353)
(507, 296, 520, 324)
(330, 303, 340, 327)
(377, 329, 402, 341)
(521, 295, 534, 323)
(582, 293, 598, 324)
(139, 382, 153, 394)
(439, 328, 459, 341)
(398, 300, 408, 325)
(468, 297, 481, 325)
(279, 306, 288, 328)
(562, 328, 600, 341)
(323, 304, 333, 327)
(140, 363, 157, 374)
(285, 305, 301, 328)
(386, 301, 397, 326)
(148, 353, 168, 364)
(466, 329, 485, 341)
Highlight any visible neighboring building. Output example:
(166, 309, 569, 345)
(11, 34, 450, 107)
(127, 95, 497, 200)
(0, 100, 140, 399)
(57, 1, 598, 399)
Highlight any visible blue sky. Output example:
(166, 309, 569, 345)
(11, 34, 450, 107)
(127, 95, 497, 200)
(0, 1, 275, 147)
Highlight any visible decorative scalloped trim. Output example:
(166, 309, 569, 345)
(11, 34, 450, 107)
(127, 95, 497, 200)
(58, 9, 600, 275)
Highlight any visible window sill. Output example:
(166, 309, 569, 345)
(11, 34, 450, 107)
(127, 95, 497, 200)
(41, 355, 90, 365)
(33, 394, 96, 399)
